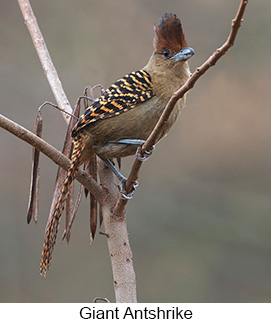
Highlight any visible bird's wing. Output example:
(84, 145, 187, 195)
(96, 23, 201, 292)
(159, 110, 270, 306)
(72, 70, 154, 136)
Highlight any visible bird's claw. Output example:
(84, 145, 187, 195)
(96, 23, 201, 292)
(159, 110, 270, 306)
(120, 179, 139, 200)
(136, 145, 155, 162)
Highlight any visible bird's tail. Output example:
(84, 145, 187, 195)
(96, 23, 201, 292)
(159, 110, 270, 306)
(40, 135, 86, 276)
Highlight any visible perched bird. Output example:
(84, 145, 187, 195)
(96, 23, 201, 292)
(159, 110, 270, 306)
(40, 13, 194, 275)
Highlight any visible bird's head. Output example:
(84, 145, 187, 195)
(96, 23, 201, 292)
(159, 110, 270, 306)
(153, 13, 194, 65)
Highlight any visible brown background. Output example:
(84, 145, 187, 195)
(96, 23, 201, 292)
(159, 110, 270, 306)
(1, 0, 271, 302)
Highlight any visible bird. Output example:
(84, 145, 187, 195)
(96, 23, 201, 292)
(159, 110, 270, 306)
(40, 13, 194, 276)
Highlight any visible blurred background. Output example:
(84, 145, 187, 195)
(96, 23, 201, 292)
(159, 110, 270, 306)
(1, 0, 271, 302)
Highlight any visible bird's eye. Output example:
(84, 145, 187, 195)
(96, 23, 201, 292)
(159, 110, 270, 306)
(163, 50, 170, 58)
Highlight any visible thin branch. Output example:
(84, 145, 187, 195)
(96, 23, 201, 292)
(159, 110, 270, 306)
(114, 0, 249, 216)
(0, 113, 105, 203)
(17, 0, 72, 124)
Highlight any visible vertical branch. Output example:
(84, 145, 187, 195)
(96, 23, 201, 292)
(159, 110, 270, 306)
(99, 161, 137, 303)
(17, 0, 72, 123)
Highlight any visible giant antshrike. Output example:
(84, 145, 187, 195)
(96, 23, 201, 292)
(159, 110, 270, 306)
(40, 13, 194, 275)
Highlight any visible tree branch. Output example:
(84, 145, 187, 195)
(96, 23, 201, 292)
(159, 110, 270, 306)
(0, 113, 105, 203)
(114, 0, 249, 216)
(17, 0, 72, 124)
(98, 161, 137, 303)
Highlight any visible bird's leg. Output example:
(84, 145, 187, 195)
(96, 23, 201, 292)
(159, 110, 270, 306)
(102, 139, 154, 199)
(101, 158, 127, 182)
(111, 139, 155, 162)
(101, 157, 139, 200)
(115, 139, 146, 145)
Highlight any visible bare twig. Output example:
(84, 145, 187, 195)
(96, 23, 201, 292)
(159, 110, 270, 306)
(114, 0, 249, 216)
(17, 0, 72, 124)
(38, 101, 79, 121)
(0, 113, 105, 203)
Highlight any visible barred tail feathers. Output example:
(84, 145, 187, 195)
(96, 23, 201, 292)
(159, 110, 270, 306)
(40, 136, 86, 276)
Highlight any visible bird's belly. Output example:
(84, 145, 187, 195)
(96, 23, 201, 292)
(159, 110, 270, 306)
(88, 96, 184, 159)
(94, 142, 138, 159)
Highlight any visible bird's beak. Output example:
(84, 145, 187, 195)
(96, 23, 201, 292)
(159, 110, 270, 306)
(170, 47, 195, 62)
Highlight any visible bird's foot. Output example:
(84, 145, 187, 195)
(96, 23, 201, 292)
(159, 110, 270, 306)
(101, 158, 139, 200)
(120, 178, 139, 200)
(136, 144, 155, 162)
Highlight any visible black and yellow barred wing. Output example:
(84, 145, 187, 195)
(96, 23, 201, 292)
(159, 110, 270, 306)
(72, 70, 154, 136)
